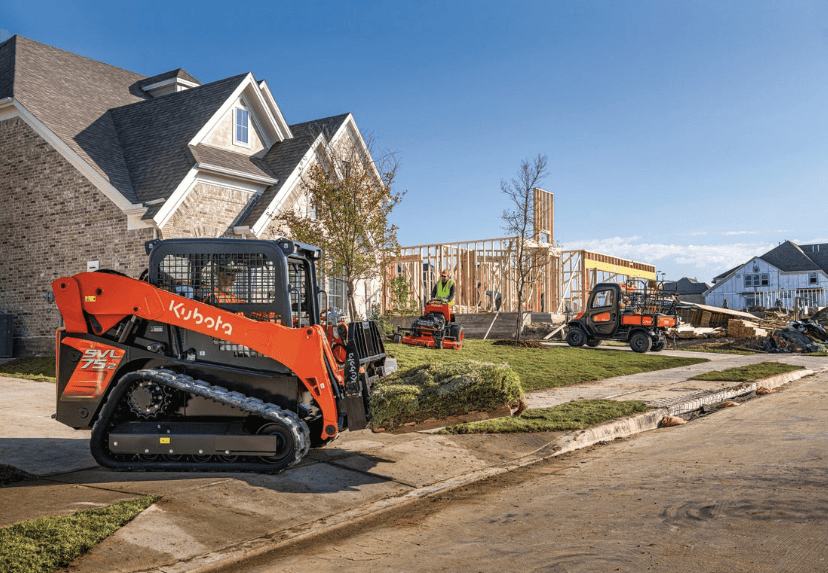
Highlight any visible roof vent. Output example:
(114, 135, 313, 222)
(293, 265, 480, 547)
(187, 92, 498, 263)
(138, 69, 201, 98)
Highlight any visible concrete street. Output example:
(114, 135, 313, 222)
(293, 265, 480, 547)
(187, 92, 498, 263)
(243, 368, 828, 573)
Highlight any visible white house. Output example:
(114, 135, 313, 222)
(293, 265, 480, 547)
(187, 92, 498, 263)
(704, 241, 828, 311)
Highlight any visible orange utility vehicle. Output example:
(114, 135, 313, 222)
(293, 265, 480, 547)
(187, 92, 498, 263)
(51, 238, 394, 473)
(565, 281, 678, 353)
(393, 299, 464, 349)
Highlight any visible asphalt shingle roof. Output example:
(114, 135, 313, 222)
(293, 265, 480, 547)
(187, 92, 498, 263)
(189, 143, 276, 181)
(109, 73, 247, 203)
(241, 113, 350, 227)
(2, 36, 354, 231)
(2, 36, 147, 202)
(760, 241, 822, 273)
(138, 68, 201, 89)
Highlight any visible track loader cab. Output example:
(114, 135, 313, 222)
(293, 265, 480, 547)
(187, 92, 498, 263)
(51, 238, 393, 474)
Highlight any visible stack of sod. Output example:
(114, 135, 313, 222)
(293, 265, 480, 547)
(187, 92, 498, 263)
(369, 360, 524, 431)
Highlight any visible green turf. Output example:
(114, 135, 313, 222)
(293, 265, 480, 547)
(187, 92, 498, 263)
(387, 339, 707, 392)
(0, 496, 159, 573)
(440, 399, 649, 434)
(370, 360, 523, 430)
(690, 361, 803, 382)
(0, 358, 56, 383)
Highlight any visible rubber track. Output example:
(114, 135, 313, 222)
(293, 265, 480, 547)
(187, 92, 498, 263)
(90, 368, 311, 473)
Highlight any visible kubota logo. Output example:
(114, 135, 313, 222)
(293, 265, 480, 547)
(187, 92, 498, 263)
(169, 301, 233, 336)
(80, 348, 123, 371)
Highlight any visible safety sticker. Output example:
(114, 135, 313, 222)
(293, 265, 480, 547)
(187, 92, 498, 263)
(160, 437, 170, 444)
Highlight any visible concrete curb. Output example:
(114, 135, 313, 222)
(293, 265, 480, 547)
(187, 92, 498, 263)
(132, 367, 823, 573)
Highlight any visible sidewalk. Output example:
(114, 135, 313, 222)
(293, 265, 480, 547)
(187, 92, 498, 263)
(0, 349, 826, 573)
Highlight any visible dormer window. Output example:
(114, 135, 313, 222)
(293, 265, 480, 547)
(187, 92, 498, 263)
(234, 107, 250, 147)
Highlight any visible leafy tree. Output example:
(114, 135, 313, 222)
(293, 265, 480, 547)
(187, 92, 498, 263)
(278, 131, 404, 320)
(501, 154, 549, 342)
(387, 274, 420, 328)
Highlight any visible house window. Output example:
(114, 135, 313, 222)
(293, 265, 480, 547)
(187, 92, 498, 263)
(744, 273, 769, 288)
(809, 272, 818, 285)
(327, 274, 347, 313)
(234, 108, 249, 146)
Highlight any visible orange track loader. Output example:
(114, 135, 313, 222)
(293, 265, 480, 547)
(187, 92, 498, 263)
(51, 238, 395, 473)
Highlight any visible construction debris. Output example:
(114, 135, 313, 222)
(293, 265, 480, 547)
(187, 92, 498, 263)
(764, 320, 828, 353)
(661, 415, 686, 427)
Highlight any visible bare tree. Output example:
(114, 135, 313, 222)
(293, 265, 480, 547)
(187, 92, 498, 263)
(278, 130, 404, 320)
(501, 154, 549, 342)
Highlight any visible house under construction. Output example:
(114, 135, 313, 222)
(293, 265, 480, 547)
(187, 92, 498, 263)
(384, 189, 656, 315)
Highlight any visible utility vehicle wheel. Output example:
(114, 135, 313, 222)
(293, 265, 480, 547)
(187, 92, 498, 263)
(566, 328, 586, 347)
(651, 340, 666, 352)
(630, 332, 652, 353)
(392, 333, 402, 344)
(586, 338, 601, 347)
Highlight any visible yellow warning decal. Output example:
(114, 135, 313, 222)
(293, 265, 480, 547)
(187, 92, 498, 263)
(160, 437, 170, 444)
(85, 296, 97, 302)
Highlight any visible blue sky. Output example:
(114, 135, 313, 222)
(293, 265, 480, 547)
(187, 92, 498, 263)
(3, 0, 827, 283)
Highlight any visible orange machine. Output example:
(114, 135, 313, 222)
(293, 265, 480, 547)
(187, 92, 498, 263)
(394, 300, 464, 350)
(51, 238, 394, 473)
(566, 280, 678, 353)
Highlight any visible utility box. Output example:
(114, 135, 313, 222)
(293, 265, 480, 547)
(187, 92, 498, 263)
(0, 313, 13, 358)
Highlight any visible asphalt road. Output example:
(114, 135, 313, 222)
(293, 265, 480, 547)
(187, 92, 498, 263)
(235, 370, 828, 573)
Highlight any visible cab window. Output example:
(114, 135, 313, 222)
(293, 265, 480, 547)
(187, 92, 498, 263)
(592, 290, 614, 309)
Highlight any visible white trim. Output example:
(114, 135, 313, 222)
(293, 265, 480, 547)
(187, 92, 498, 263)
(154, 167, 199, 229)
(0, 99, 149, 221)
(250, 132, 327, 236)
(141, 77, 200, 93)
(258, 80, 292, 140)
(154, 170, 268, 230)
(194, 162, 277, 186)
(190, 74, 283, 151)
(231, 105, 252, 149)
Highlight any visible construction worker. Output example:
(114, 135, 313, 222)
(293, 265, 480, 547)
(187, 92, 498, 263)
(208, 263, 243, 305)
(431, 270, 456, 305)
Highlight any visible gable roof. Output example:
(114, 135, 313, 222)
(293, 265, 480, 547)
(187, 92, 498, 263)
(109, 73, 248, 204)
(241, 113, 350, 227)
(760, 240, 826, 273)
(1, 36, 361, 235)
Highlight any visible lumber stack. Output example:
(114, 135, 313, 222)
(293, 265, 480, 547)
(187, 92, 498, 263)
(727, 319, 768, 339)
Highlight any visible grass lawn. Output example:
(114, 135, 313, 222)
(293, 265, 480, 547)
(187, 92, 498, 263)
(387, 340, 707, 392)
(0, 358, 55, 383)
(0, 496, 158, 573)
(441, 399, 649, 434)
(690, 361, 804, 382)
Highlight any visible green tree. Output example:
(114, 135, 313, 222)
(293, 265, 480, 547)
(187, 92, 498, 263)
(279, 132, 404, 320)
(387, 274, 420, 328)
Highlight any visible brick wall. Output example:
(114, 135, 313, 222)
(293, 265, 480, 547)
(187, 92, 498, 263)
(162, 182, 254, 238)
(0, 117, 152, 355)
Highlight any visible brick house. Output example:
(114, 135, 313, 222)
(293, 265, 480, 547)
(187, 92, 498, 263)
(0, 36, 379, 355)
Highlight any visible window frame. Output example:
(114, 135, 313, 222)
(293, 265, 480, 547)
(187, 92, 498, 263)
(233, 106, 251, 148)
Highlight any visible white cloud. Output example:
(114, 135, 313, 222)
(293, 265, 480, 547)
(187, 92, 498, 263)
(562, 236, 776, 283)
